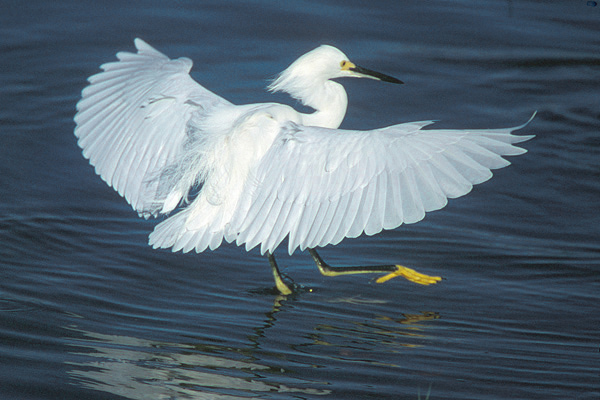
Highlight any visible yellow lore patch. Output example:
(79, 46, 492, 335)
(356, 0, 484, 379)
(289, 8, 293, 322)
(340, 60, 356, 71)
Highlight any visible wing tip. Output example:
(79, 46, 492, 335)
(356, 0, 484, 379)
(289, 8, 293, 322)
(512, 111, 537, 132)
(134, 37, 150, 52)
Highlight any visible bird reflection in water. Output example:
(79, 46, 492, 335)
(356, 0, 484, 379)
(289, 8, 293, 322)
(66, 304, 439, 398)
(66, 327, 331, 399)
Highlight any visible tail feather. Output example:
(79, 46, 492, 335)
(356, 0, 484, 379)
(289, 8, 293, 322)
(149, 208, 227, 253)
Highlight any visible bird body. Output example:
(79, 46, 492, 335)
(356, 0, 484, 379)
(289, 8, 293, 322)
(74, 39, 533, 291)
(149, 101, 305, 254)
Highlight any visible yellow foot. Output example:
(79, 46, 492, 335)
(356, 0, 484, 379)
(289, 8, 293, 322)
(274, 276, 293, 295)
(375, 265, 442, 285)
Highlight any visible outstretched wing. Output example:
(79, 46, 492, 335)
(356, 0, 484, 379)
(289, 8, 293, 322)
(74, 38, 231, 218)
(229, 115, 535, 255)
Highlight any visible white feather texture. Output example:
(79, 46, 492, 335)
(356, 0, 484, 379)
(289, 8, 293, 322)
(74, 39, 534, 257)
(226, 118, 534, 255)
(74, 39, 232, 218)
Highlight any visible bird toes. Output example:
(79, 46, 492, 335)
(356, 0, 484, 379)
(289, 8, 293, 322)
(375, 265, 442, 285)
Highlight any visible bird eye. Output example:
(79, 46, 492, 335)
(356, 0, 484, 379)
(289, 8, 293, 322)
(340, 60, 354, 71)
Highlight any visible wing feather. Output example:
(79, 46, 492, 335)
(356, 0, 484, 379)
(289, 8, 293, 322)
(75, 38, 231, 218)
(384, 170, 403, 230)
(323, 192, 352, 245)
(332, 186, 365, 241)
(312, 198, 339, 247)
(254, 196, 284, 252)
(228, 116, 534, 254)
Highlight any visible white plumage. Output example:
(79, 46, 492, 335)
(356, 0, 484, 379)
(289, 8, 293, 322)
(75, 39, 533, 263)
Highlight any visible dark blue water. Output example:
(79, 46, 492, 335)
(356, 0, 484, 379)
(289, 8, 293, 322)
(1, 1, 598, 399)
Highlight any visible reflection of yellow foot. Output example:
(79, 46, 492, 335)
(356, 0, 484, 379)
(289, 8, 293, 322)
(376, 265, 442, 285)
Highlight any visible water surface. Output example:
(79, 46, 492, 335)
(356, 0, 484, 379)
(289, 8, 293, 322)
(1, 1, 598, 399)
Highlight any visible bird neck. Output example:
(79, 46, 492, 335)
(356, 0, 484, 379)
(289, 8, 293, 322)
(300, 80, 348, 129)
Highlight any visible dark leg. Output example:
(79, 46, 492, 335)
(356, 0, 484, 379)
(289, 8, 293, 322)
(308, 248, 442, 285)
(267, 251, 293, 295)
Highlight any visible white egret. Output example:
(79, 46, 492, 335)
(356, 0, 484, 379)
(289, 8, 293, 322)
(74, 39, 534, 294)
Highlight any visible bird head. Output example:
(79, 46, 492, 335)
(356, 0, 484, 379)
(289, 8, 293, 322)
(268, 45, 402, 100)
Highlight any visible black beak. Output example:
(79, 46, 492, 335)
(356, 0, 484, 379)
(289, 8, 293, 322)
(351, 65, 403, 84)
